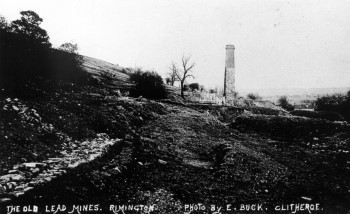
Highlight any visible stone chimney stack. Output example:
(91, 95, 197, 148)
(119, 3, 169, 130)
(224, 45, 235, 103)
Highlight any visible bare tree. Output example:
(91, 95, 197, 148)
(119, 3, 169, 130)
(174, 55, 195, 98)
(167, 62, 178, 86)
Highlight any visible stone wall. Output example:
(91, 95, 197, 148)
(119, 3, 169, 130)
(187, 91, 226, 105)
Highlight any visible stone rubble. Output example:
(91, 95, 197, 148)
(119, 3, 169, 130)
(0, 133, 120, 203)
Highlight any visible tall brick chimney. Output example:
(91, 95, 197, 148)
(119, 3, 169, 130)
(224, 45, 235, 103)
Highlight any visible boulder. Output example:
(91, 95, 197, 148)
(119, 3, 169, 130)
(22, 162, 47, 169)
(158, 159, 167, 165)
(0, 198, 11, 203)
(0, 174, 24, 182)
(23, 187, 34, 192)
(14, 192, 24, 197)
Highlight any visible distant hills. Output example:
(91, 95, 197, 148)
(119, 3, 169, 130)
(239, 87, 350, 97)
(239, 87, 350, 104)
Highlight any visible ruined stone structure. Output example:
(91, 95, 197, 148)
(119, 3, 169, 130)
(224, 45, 236, 104)
(187, 91, 225, 105)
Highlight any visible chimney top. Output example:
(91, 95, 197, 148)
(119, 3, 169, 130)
(226, 45, 235, 49)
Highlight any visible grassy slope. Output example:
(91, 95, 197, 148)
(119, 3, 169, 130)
(81, 55, 179, 94)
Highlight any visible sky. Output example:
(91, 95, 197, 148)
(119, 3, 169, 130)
(1, 0, 350, 90)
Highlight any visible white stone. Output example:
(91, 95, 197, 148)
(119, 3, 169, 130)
(0, 198, 11, 202)
(0, 174, 24, 182)
(23, 187, 34, 192)
(158, 159, 167, 164)
(23, 162, 46, 168)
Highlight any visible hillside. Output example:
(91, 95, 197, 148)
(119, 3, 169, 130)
(81, 55, 180, 95)
(0, 56, 349, 214)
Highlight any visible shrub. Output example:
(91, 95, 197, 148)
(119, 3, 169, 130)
(315, 92, 350, 121)
(119, 68, 133, 75)
(129, 70, 168, 100)
(247, 93, 262, 101)
(183, 84, 189, 91)
(48, 49, 87, 83)
(278, 96, 294, 111)
(165, 77, 171, 85)
(189, 83, 200, 91)
(315, 93, 347, 110)
(209, 89, 217, 94)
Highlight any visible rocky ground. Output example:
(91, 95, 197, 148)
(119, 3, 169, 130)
(1, 95, 349, 213)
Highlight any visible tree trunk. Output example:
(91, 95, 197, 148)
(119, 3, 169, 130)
(180, 81, 184, 98)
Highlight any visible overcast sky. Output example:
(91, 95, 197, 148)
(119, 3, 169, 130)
(2, 0, 350, 90)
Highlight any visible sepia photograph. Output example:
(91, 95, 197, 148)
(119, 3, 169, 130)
(0, 0, 350, 213)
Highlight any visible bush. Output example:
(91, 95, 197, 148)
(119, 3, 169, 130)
(278, 96, 294, 111)
(48, 49, 87, 83)
(247, 93, 262, 101)
(183, 84, 189, 91)
(315, 92, 350, 121)
(129, 70, 168, 100)
(315, 93, 347, 107)
(189, 83, 200, 91)
(291, 110, 345, 121)
(209, 89, 217, 94)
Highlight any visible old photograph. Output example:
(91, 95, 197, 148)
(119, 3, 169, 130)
(0, 0, 350, 213)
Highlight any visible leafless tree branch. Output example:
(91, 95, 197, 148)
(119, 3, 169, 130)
(171, 55, 196, 98)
